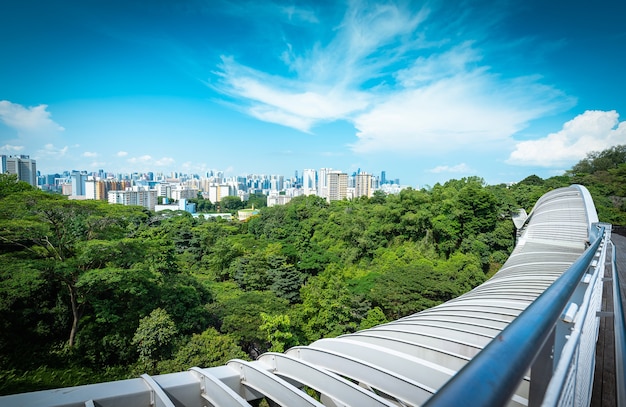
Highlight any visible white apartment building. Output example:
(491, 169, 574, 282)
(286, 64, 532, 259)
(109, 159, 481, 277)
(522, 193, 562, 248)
(85, 177, 97, 200)
(157, 183, 172, 199)
(208, 184, 234, 203)
(108, 189, 158, 211)
(326, 170, 348, 202)
(267, 194, 292, 207)
(171, 187, 198, 201)
(354, 172, 373, 198)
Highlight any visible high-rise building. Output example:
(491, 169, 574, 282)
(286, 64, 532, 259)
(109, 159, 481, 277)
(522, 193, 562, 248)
(327, 170, 348, 202)
(85, 177, 97, 200)
(208, 184, 233, 203)
(317, 168, 331, 198)
(70, 170, 88, 196)
(380, 170, 387, 185)
(302, 169, 317, 196)
(355, 172, 372, 198)
(1, 155, 37, 186)
(270, 175, 284, 191)
(108, 189, 158, 211)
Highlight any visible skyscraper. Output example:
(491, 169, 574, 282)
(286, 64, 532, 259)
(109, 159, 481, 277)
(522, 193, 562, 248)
(355, 172, 372, 198)
(1, 155, 37, 186)
(317, 168, 331, 198)
(326, 170, 348, 202)
(303, 169, 317, 196)
(70, 170, 88, 196)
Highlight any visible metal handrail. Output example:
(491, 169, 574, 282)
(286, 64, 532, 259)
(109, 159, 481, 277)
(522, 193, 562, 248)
(423, 227, 605, 407)
(612, 240, 626, 407)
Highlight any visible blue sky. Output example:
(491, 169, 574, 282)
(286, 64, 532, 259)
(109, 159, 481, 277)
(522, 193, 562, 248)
(1, 0, 625, 187)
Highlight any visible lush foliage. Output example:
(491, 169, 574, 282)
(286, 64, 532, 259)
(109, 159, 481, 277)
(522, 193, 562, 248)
(0, 146, 624, 395)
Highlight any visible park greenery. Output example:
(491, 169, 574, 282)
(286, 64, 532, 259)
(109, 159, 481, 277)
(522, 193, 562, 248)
(1, 145, 625, 395)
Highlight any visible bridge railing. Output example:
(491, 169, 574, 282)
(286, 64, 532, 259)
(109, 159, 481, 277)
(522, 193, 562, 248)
(423, 225, 608, 407)
(612, 237, 626, 407)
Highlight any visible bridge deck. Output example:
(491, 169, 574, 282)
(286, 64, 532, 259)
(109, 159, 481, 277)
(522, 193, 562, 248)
(592, 232, 626, 407)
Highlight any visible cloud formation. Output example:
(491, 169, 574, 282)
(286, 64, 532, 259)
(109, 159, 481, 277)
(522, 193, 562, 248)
(0, 144, 24, 152)
(429, 163, 473, 174)
(37, 143, 69, 157)
(213, 1, 572, 155)
(507, 110, 626, 166)
(127, 155, 175, 167)
(0, 100, 64, 133)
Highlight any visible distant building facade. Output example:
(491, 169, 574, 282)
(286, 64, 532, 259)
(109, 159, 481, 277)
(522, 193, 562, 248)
(354, 172, 373, 198)
(303, 169, 316, 196)
(327, 170, 348, 202)
(1, 155, 37, 186)
(108, 188, 158, 211)
(70, 170, 88, 197)
(85, 178, 132, 200)
(267, 193, 292, 207)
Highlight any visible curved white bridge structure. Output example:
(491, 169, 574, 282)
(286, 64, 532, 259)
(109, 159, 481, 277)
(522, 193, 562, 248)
(2, 185, 624, 407)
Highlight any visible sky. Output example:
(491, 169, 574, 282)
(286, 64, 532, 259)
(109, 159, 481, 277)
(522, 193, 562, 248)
(1, 0, 625, 187)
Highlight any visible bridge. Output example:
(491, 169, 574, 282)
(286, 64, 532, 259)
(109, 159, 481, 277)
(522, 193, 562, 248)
(2, 185, 625, 406)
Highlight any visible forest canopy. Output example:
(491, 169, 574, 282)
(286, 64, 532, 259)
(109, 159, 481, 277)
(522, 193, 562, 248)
(0, 145, 624, 395)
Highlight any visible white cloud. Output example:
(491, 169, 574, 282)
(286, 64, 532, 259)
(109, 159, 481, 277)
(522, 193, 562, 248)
(0, 100, 64, 133)
(216, 58, 370, 132)
(0, 144, 24, 152)
(128, 155, 153, 164)
(155, 157, 175, 166)
(280, 5, 319, 24)
(507, 110, 626, 167)
(212, 1, 572, 155)
(83, 151, 98, 158)
(88, 161, 107, 168)
(429, 163, 473, 173)
(37, 143, 68, 157)
(127, 155, 174, 168)
(117, 151, 128, 157)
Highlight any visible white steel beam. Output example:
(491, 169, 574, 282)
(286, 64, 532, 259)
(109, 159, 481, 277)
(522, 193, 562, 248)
(226, 359, 324, 407)
(257, 352, 397, 407)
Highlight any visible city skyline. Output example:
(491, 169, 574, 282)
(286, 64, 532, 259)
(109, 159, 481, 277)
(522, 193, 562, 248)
(1, 0, 626, 187)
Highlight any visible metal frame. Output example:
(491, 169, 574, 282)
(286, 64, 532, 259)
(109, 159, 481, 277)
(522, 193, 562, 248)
(612, 240, 626, 407)
(422, 227, 605, 407)
(256, 352, 397, 406)
(226, 359, 323, 406)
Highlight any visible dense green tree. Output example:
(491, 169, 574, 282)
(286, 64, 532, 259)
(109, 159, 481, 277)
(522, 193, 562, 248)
(220, 196, 245, 211)
(0, 192, 149, 347)
(358, 307, 389, 330)
(298, 265, 367, 342)
(570, 144, 626, 174)
(213, 290, 289, 356)
(246, 193, 267, 209)
(132, 308, 178, 373)
(158, 328, 247, 372)
(260, 313, 297, 352)
(0, 174, 35, 199)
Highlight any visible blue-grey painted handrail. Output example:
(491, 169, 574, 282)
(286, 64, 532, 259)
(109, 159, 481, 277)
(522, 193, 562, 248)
(423, 227, 605, 407)
(612, 240, 626, 407)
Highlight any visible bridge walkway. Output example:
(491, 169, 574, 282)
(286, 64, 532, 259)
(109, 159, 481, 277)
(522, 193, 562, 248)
(592, 231, 626, 407)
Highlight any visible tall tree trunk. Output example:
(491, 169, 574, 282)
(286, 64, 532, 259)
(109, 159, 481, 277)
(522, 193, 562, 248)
(68, 283, 80, 347)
